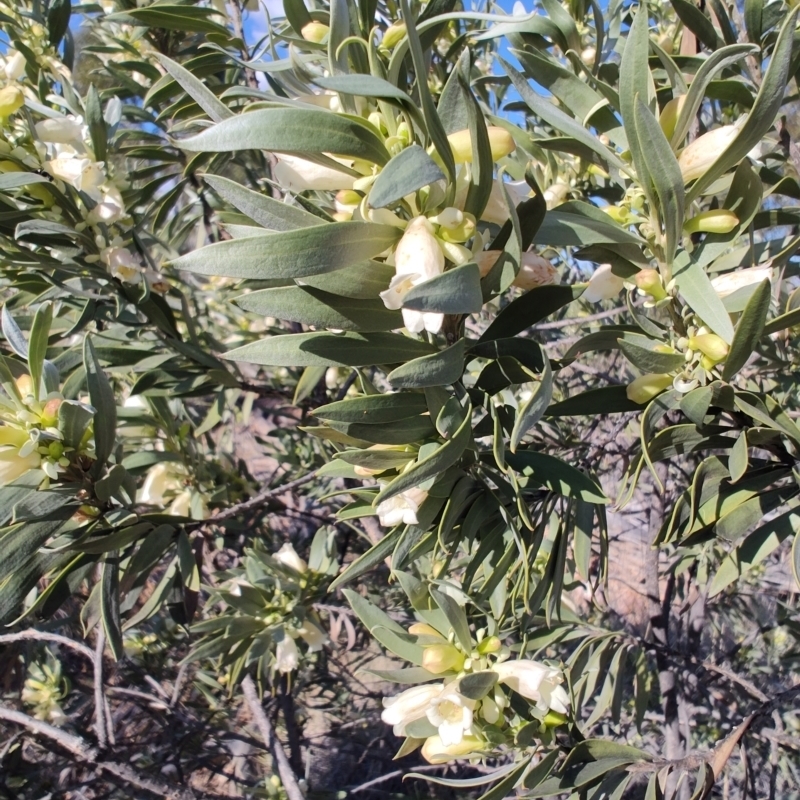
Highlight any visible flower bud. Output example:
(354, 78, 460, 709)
(581, 47, 596, 67)
(543, 710, 568, 728)
(513, 253, 558, 291)
(0, 86, 24, 120)
(659, 95, 686, 141)
(634, 268, 667, 301)
(421, 734, 484, 764)
(383, 22, 407, 49)
(678, 124, 741, 183)
(274, 542, 308, 573)
(604, 205, 631, 225)
(657, 33, 674, 54)
(438, 214, 475, 243)
(409, 622, 444, 639)
(683, 209, 738, 235)
(626, 373, 673, 404)
(688, 333, 729, 364)
(15, 374, 33, 399)
(301, 21, 329, 43)
(447, 126, 515, 164)
(41, 398, 62, 427)
(711, 266, 772, 299)
(422, 643, 465, 674)
(477, 636, 502, 654)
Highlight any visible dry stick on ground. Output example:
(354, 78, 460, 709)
(0, 630, 95, 661)
(94, 628, 109, 749)
(208, 471, 319, 523)
(0, 705, 225, 800)
(240, 674, 306, 800)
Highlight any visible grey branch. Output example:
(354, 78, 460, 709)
(241, 674, 306, 800)
(94, 628, 109, 749)
(209, 471, 319, 522)
(0, 630, 95, 661)
(0, 704, 224, 800)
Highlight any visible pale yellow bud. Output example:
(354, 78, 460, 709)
(604, 205, 631, 225)
(408, 623, 444, 638)
(657, 34, 674, 54)
(477, 636, 502, 654)
(447, 126, 516, 164)
(15, 374, 33, 398)
(421, 734, 484, 764)
(678, 125, 741, 183)
(659, 95, 686, 141)
(688, 333, 729, 364)
(301, 21, 329, 43)
(422, 643, 465, 674)
(581, 47, 596, 67)
(683, 209, 739, 235)
(626, 373, 673, 404)
(634, 268, 667, 301)
(41, 398, 62, 426)
(383, 22, 406, 49)
(0, 86, 24, 120)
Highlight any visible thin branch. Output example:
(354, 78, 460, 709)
(229, 0, 260, 90)
(207, 471, 319, 523)
(240, 675, 305, 800)
(0, 705, 223, 800)
(0, 631, 94, 661)
(531, 304, 628, 330)
(351, 763, 449, 793)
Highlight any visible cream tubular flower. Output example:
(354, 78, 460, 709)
(711, 266, 773, 299)
(583, 264, 624, 303)
(35, 116, 84, 145)
(276, 635, 300, 674)
(138, 462, 182, 506)
(421, 734, 484, 764)
(379, 217, 445, 333)
(274, 542, 308, 573)
(425, 684, 477, 746)
(46, 150, 105, 196)
(381, 683, 443, 736)
(297, 621, 328, 652)
(375, 486, 428, 527)
(514, 253, 559, 290)
(678, 123, 742, 183)
(0, 428, 41, 485)
(479, 179, 529, 225)
(103, 247, 142, 284)
(492, 660, 569, 715)
(273, 154, 355, 192)
(87, 185, 125, 225)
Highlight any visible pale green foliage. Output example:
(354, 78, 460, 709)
(0, 0, 799, 798)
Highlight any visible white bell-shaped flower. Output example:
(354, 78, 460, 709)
(275, 635, 300, 674)
(379, 217, 445, 333)
(375, 486, 428, 527)
(273, 154, 355, 192)
(274, 542, 308, 574)
(381, 683, 443, 737)
(425, 683, 477, 746)
(583, 263, 624, 303)
(492, 659, 569, 715)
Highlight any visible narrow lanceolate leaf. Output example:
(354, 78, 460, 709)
(633, 96, 684, 267)
(619, 1, 656, 210)
(722, 279, 771, 381)
(224, 332, 436, 367)
(510, 351, 552, 453)
(176, 108, 391, 165)
(234, 286, 402, 332)
(687, 7, 800, 202)
(172, 222, 400, 279)
(500, 56, 628, 175)
(673, 254, 735, 343)
(203, 175, 323, 231)
(83, 337, 116, 465)
(28, 302, 53, 402)
(368, 145, 445, 209)
(375, 401, 472, 504)
(153, 54, 233, 123)
(387, 339, 466, 388)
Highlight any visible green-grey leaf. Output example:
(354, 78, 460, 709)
(176, 108, 391, 165)
(172, 222, 400, 279)
(152, 53, 233, 123)
(368, 145, 445, 209)
(225, 332, 435, 367)
(387, 339, 466, 388)
(235, 286, 402, 331)
(403, 263, 483, 315)
(673, 254, 734, 343)
(722, 279, 771, 380)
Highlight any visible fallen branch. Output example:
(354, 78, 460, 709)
(241, 674, 306, 800)
(0, 630, 95, 662)
(0, 704, 223, 800)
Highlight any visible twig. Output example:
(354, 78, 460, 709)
(94, 629, 108, 750)
(208, 471, 319, 523)
(0, 705, 222, 800)
(229, 0, 260, 90)
(351, 763, 449, 793)
(0, 631, 94, 661)
(240, 675, 305, 800)
(531, 304, 629, 330)
(171, 662, 189, 708)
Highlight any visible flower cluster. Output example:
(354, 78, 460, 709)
(0, 373, 94, 486)
(381, 624, 568, 764)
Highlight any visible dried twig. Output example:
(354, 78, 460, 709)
(0, 705, 223, 800)
(208, 471, 319, 523)
(0, 630, 94, 661)
(241, 675, 305, 800)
